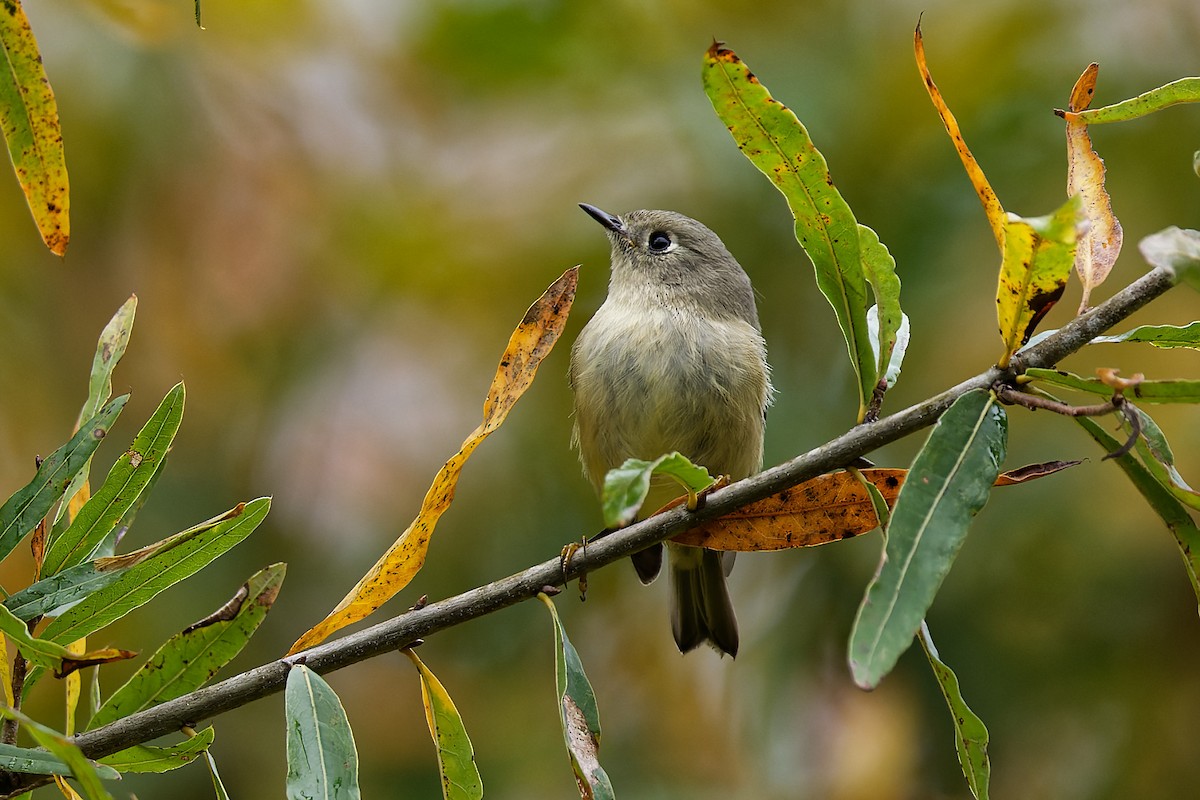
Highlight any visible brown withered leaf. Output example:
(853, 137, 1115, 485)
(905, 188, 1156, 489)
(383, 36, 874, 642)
(994, 460, 1082, 486)
(55, 647, 138, 679)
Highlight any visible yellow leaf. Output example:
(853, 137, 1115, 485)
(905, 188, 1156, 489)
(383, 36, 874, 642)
(0, 0, 70, 255)
(672, 469, 906, 551)
(914, 22, 1005, 252)
(288, 267, 579, 654)
(53, 774, 84, 800)
(996, 197, 1082, 366)
(65, 638, 84, 736)
(1064, 63, 1123, 313)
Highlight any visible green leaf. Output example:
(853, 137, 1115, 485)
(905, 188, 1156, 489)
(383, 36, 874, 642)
(918, 623, 990, 799)
(849, 390, 1007, 688)
(0, 0, 70, 255)
(1123, 405, 1200, 511)
(1091, 322, 1200, 349)
(0, 602, 133, 676)
(0, 705, 116, 798)
(1073, 413, 1200, 612)
(602, 452, 715, 528)
(43, 383, 186, 576)
(1071, 76, 1200, 124)
(56, 296, 138, 525)
(0, 742, 113, 778)
(703, 42, 876, 420)
(1025, 368, 1200, 403)
(539, 593, 614, 800)
(859, 225, 904, 389)
(405, 649, 483, 800)
(1138, 227, 1200, 292)
(286, 665, 361, 800)
(40, 498, 270, 646)
(996, 196, 1081, 366)
(98, 727, 215, 774)
(88, 563, 285, 730)
(204, 749, 230, 800)
(0, 395, 127, 564)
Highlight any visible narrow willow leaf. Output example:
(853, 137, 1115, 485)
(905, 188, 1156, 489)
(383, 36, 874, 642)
(0, 706, 116, 798)
(0, 742, 93, 777)
(860, 225, 904, 389)
(57, 296, 138, 527)
(4, 559, 126, 622)
(0, 396, 127, 564)
(849, 390, 1007, 689)
(1065, 63, 1123, 312)
(703, 42, 876, 419)
(996, 197, 1081, 366)
(1092, 322, 1200, 349)
(539, 593, 614, 800)
(0, 603, 134, 677)
(44, 382, 186, 576)
(1025, 368, 1200, 403)
(404, 650, 483, 800)
(1069, 76, 1200, 124)
(204, 750, 230, 800)
(919, 623, 990, 799)
(98, 727, 215, 774)
(1074, 414, 1200, 611)
(88, 564, 285, 730)
(1138, 227, 1200, 292)
(1122, 405, 1200, 511)
(602, 452, 715, 529)
(914, 23, 1006, 250)
(34, 499, 269, 664)
(0, 0, 70, 254)
(285, 665, 361, 800)
(289, 268, 577, 654)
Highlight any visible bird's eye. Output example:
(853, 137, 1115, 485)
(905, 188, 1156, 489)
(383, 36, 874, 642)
(648, 231, 672, 252)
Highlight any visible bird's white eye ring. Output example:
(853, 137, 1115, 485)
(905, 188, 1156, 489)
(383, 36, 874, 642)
(648, 231, 674, 252)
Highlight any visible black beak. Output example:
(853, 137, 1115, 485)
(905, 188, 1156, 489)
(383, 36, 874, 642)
(579, 203, 625, 235)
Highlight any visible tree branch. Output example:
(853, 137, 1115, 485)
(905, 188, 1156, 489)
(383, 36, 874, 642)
(2, 265, 1177, 798)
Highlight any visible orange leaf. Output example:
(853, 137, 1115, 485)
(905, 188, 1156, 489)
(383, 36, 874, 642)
(914, 22, 1006, 252)
(288, 267, 579, 654)
(1065, 63, 1123, 313)
(672, 469, 905, 551)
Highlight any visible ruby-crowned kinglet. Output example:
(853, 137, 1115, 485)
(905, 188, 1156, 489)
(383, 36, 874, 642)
(570, 203, 773, 657)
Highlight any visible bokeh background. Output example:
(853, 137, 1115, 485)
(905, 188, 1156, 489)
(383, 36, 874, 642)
(1, 0, 1198, 797)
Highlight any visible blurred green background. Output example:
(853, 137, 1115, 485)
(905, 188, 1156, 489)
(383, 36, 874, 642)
(1, 0, 1199, 797)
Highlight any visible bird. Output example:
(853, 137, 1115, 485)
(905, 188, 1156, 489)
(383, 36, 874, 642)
(569, 203, 772, 657)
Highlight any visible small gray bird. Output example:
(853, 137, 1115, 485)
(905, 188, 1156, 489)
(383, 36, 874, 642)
(570, 203, 773, 657)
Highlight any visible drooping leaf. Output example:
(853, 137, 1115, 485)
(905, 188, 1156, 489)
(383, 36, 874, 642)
(1074, 413, 1200, 612)
(1066, 76, 1200, 124)
(869, 307, 910, 389)
(37, 498, 270, 647)
(1121, 405, 1200, 511)
(993, 460, 1081, 486)
(849, 390, 1007, 689)
(538, 593, 613, 800)
(203, 749, 230, 800)
(703, 42, 876, 421)
(914, 22, 1006, 250)
(918, 623, 990, 799)
(0, 0, 70, 254)
(404, 649, 484, 800)
(1091, 322, 1200, 349)
(0, 742, 109, 778)
(0, 602, 134, 678)
(1064, 63, 1123, 312)
(0, 706, 116, 799)
(672, 469, 904, 551)
(602, 452, 715, 529)
(44, 382, 185, 576)
(98, 727, 215, 774)
(288, 268, 577, 654)
(285, 665, 361, 800)
(1138, 227, 1200, 292)
(0, 396, 127, 564)
(995, 197, 1081, 366)
(87, 564, 285, 730)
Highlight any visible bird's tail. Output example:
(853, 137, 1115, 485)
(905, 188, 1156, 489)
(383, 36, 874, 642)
(668, 543, 738, 657)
